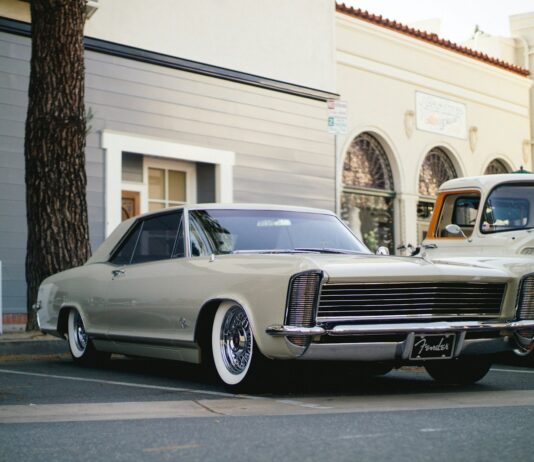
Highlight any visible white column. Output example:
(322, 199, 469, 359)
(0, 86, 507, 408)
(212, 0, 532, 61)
(103, 143, 122, 237)
(397, 193, 420, 249)
(216, 164, 234, 203)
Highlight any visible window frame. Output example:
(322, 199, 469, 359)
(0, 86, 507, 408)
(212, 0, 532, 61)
(109, 209, 185, 265)
(144, 157, 196, 212)
(479, 182, 534, 235)
(426, 189, 481, 240)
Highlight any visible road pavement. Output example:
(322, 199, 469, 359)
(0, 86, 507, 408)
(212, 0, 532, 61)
(1, 351, 534, 461)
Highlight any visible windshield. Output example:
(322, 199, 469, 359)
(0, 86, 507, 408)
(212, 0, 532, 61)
(481, 182, 534, 234)
(189, 209, 370, 255)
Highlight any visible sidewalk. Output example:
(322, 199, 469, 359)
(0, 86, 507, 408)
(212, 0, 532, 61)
(0, 331, 68, 357)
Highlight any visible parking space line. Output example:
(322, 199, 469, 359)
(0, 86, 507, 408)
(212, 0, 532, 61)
(492, 368, 534, 375)
(0, 368, 330, 412)
(0, 368, 248, 400)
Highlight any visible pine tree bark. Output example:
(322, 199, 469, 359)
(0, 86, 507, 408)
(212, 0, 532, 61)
(25, 0, 90, 330)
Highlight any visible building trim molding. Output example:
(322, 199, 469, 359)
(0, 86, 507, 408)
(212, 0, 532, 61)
(0, 16, 338, 102)
(337, 50, 531, 117)
(101, 130, 235, 237)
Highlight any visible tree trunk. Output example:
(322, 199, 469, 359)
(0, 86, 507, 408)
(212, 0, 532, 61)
(25, 0, 90, 330)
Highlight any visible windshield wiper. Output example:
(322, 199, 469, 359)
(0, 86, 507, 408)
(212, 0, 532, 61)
(232, 248, 365, 255)
(232, 249, 314, 254)
(293, 247, 363, 254)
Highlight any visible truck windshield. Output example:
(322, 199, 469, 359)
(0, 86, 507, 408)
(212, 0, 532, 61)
(189, 209, 370, 255)
(481, 182, 534, 234)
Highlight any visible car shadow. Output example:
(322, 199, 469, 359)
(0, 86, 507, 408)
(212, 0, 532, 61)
(77, 355, 504, 397)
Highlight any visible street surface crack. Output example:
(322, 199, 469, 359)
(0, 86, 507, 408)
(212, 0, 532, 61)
(192, 399, 226, 416)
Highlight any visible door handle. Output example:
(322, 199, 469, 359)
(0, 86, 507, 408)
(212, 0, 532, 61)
(111, 269, 125, 278)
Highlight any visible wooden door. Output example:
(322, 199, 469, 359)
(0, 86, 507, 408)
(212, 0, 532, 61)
(121, 191, 140, 221)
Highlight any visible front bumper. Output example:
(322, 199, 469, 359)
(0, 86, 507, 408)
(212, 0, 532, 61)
(266, 320, 534, 360)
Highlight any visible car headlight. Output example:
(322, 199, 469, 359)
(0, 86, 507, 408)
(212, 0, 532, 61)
(517, 274, 534, 320)
(517, 274, 534, 344)
(285, 270, 323, 347)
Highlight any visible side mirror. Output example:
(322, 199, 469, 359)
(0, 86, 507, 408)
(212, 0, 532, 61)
(445, 224, 467, 239)
(376, 246, 390, 256)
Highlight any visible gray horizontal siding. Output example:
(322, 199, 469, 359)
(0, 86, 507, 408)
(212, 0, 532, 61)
(0, 34, 31, 314)
(0, 29, 334, 316)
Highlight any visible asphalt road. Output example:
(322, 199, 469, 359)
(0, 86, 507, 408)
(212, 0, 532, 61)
(1, 354, 534, 462)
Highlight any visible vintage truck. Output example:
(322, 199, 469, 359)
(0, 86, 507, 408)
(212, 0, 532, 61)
(421, 173, 534, 258)
(419, 173, 534, 356)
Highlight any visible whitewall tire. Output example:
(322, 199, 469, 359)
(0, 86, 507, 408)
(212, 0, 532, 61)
(67, 309, 108, 364)
(211, 301, 255, 388)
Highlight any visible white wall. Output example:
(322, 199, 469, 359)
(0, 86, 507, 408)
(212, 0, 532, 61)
(0, 0, 336, 91)
(86, 0, 336, 92)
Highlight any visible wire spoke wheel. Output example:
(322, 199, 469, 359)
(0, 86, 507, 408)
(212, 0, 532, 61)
(72, 311, 88, 352)
(212, 302, 256, 389)
(67, 308, 109, 364)
(220, 306, 253, 375)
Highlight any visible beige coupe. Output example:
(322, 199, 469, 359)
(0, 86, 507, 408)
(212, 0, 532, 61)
(35, 205, 534, 391)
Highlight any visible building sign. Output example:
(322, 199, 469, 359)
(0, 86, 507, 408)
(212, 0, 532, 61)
(415, 92, 467, 139)
(327, 99, 348, 135)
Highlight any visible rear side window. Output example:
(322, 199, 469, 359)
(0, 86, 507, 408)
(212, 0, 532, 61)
(111, 222, 142, 265)
(111, 211, 183, 265)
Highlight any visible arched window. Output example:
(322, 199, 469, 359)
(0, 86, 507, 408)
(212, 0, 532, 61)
(484, 159, 510, 175)
(417, 148, 457, 241)
(341, 133, 395, 253)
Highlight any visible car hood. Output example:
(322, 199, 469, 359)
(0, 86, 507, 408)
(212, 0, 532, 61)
(427, 255, 533, 280)
(301, 253, 512, 283)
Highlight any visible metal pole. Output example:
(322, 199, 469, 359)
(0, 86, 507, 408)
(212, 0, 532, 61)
(334, 134, 340, 215)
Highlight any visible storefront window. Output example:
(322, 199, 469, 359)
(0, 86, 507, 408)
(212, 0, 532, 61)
(341, 133, 395, 253)
(417, 148, 457, 240)
(484, 159, 510, 175)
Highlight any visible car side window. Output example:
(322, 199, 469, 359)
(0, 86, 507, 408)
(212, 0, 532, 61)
(189, 216, 211, 257)
(130, 212, 183, 264)
(435, 193, 480, 238)
(110, 222, 143, 266)
(110, 212, 184, 265)
(172, 215, 185, 258)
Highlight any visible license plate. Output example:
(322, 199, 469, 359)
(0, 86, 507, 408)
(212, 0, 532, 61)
(410, 334, 456, 360)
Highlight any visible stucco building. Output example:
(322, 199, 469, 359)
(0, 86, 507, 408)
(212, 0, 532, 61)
(335, 4, 532, 253)
(0, 1, 533, 331)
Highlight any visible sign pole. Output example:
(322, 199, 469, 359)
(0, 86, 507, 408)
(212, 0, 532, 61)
(327, 99, 347, 216)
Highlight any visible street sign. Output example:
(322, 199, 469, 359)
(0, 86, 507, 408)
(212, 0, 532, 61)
(327, 99, 348, 135)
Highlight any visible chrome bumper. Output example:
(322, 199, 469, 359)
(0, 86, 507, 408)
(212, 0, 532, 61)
(266, 320, 534, 360)
(266, 320, 534, 337)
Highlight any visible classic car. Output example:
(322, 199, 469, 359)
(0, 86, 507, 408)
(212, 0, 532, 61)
(35, 204, 534, 391)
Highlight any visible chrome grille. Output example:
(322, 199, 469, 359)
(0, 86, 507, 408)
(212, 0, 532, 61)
(286, 271, 322, 346)
(517, 275, 534, 320)
(317, 281, 506, 322)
